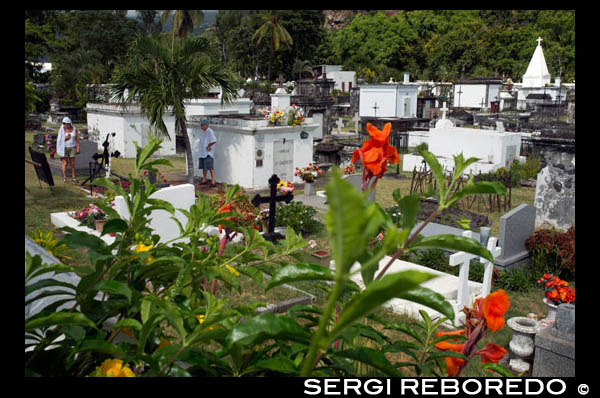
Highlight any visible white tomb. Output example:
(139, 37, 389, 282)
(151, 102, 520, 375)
(453, 78, 502, 109)
(403, 113, 523, 175)
(359, 81, 419, 118)
(86, 103, 178, 159)
(187, 91, 320, 190)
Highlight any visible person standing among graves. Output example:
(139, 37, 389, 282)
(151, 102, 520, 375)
(56, 117, 80, 183)
(198, 119, 217, 187)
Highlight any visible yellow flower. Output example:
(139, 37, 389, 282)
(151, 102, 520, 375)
(134, 243, 154, 252)
(196, 314, 205, 324)
(99, 359, 136, 377)
(226, 264, 240, 277)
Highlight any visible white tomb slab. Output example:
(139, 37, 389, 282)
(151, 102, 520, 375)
(187, 116, 319, 189)
(403, 126, 522, 175)
(359, 83, 419, 118)
(185, 98, 252, 117)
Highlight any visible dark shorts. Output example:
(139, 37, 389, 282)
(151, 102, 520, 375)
(199, 156, 214, 171)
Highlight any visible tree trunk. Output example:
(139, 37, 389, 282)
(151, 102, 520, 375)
(179, 119, 195, 184)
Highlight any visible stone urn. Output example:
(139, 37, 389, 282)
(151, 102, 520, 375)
(304, 181, 315, 196)
(543, 298, 558, 321)
(506, 316, 541, 374)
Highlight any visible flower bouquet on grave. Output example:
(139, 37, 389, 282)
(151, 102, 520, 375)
(343, 163, 355, 175)
(286, 104, 305, 126)
(70, 203, 107, 230)
(537, 274, 575, 305)
(277, 180, 295, 194)
(262, 107, 285, 126)
(294, 163, 324, 183)
(256, 207, 270, 232)
(351, 122, 400, 192)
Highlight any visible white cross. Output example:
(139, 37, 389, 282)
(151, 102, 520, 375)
(441, 101, 448, 119)
(536, 37, 543, 46)
(337, 118, 344, 134)
(448, 230, 501, 309)
(353, 113, 360, 133)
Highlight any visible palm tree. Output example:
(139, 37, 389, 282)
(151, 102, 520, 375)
(160, 10, 204, 38)
(110, 35, 237, 184)
(292, 58, 314, 81)
(251, 10, 293, 81)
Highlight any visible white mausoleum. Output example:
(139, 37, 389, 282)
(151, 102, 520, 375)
(359, 76, 419, 118)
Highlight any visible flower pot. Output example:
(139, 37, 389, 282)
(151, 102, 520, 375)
(304, 182, 315, 196)
(95, 220, 107, 233)
(261, 219, 270, 233)
(506, 316, 540, 374)
(543, 298, 558, 321)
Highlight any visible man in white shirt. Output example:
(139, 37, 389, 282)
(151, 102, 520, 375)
(198, 119, 217, 187)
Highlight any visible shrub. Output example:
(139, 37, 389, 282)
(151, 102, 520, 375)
(525, 227, 575, 279)
(275, 201, 323, 236)
(494, 267, 539, 293)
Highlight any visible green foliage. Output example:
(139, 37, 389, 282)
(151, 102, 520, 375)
(275, 201, 323, 236)
(25, 81, 41, 120)
(526, 227, 575, 279)
(28, 229, 72, 263)
(494, 267, 540, 293)
(25, 138, 505, 378)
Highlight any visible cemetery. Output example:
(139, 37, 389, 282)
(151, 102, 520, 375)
(25, 10, 575, 380)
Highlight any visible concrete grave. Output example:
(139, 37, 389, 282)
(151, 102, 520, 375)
(495, 204, 536, 269)
(315, 173, 376, 202)
(532, 304, 575, 377)
(47, 140, 99, 177)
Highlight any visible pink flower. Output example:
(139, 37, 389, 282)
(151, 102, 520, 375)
(308, 240, 317, 249)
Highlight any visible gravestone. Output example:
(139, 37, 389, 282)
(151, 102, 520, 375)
(495, 204, 536, 269)
(336, 117, 344, 134)
(532, 304, 575, 377)
(251, 174, 294, 242)
(28, 147, 54, 188)
(47, 140, 99, 177)
(273, 139, 295, 183)
(342, 173, 376, 202)
(353, 113, 360, 133)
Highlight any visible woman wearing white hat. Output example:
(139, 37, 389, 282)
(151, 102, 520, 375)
(56, 117, 80, 182)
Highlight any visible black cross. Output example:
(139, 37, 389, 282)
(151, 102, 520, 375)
(457, 87, 463, 107)
(251, 174, 294, 242)
(372, 102, 379, 116)
(276, 74, 286, 88)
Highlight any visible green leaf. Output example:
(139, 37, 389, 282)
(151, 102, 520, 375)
(100, 219, 128, 236)
(114, 318, 143, 332)
(24, 290, 76, 306)
(325, 168, 373, 276)
(398, 286, 456, 323)
(25, 279, 77, 297)
(25, 312, 98, 331)
(330, 270, 436, 339)
(27, 263, 76, 281)
(58, 229, 109, 254)
(146, 198, 175, 214)
(145, 296, 188, 343)
(482, 362, 516, 377)
(408, 234, 494, 264)
(333, 347, 402, 376)
(457, 217, 471, 230)
(419, 150, 447, 203)
(93, 280, 133, 304)
(446, 181, 507, 208)
(425, 350, 467, 363)
(76, 337, 127, 358)
(383, 341, 420, 360)
(253, 355, 299, 374)
(396, 192, 421, 230)
(266, 263, 334, 291)
(226, 313, 311, 348)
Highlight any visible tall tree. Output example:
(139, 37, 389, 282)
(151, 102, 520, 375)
(161, 10, 204, 38)
(252, 10, 293, 81)
(137, 10, 163, 36)
(110, 35, 238, 184)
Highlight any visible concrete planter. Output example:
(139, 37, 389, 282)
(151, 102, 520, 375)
(543, 298, 558, 321)
(304, 182, 315, 196)
(507, 316, 540, 374)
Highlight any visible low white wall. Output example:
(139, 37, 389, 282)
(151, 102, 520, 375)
(402, 153, 503, 175)
(185, 98, 252, 117)
(407, 131, 429, 147)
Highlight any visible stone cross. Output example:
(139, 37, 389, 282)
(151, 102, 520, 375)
(353, 113, 360, 133)
(251, 174, 293, 242)
(276, 74, 286, 88)
(441, 101, 448, 119)
(448, 230, 501, 309)
(456, 87, 463, 107)
(372, 102, 379, 116)
(337, 117, 344, 134)
(536, 37, 543, 46)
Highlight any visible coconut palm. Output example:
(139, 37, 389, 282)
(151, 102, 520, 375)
(110, 34, 237, 183)
(160, 10, 204, 38)
(251, 10, 293, 82)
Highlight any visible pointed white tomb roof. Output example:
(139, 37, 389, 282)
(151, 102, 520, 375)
(522, 37, 551, 88)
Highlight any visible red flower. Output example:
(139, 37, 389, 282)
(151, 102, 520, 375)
(476, 343, 507, 364)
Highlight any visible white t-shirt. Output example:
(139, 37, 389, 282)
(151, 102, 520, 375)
(198, 127, 216, 158)
(64, 127, 77, 148)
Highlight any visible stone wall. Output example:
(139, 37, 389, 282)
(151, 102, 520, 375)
(534, 146, 575, 231)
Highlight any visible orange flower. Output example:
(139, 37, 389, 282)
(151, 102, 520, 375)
(476, 343, 507, 364)
(217, 204, 232, 234)
(434, 329, 467, 352)
(444, 356, 465, 377)
(482, 289, 510, 332)
(352, 123, 400, 178)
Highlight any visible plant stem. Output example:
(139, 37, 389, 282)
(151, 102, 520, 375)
(157, 344, 186, 376)
(374, 207, 442, 280)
